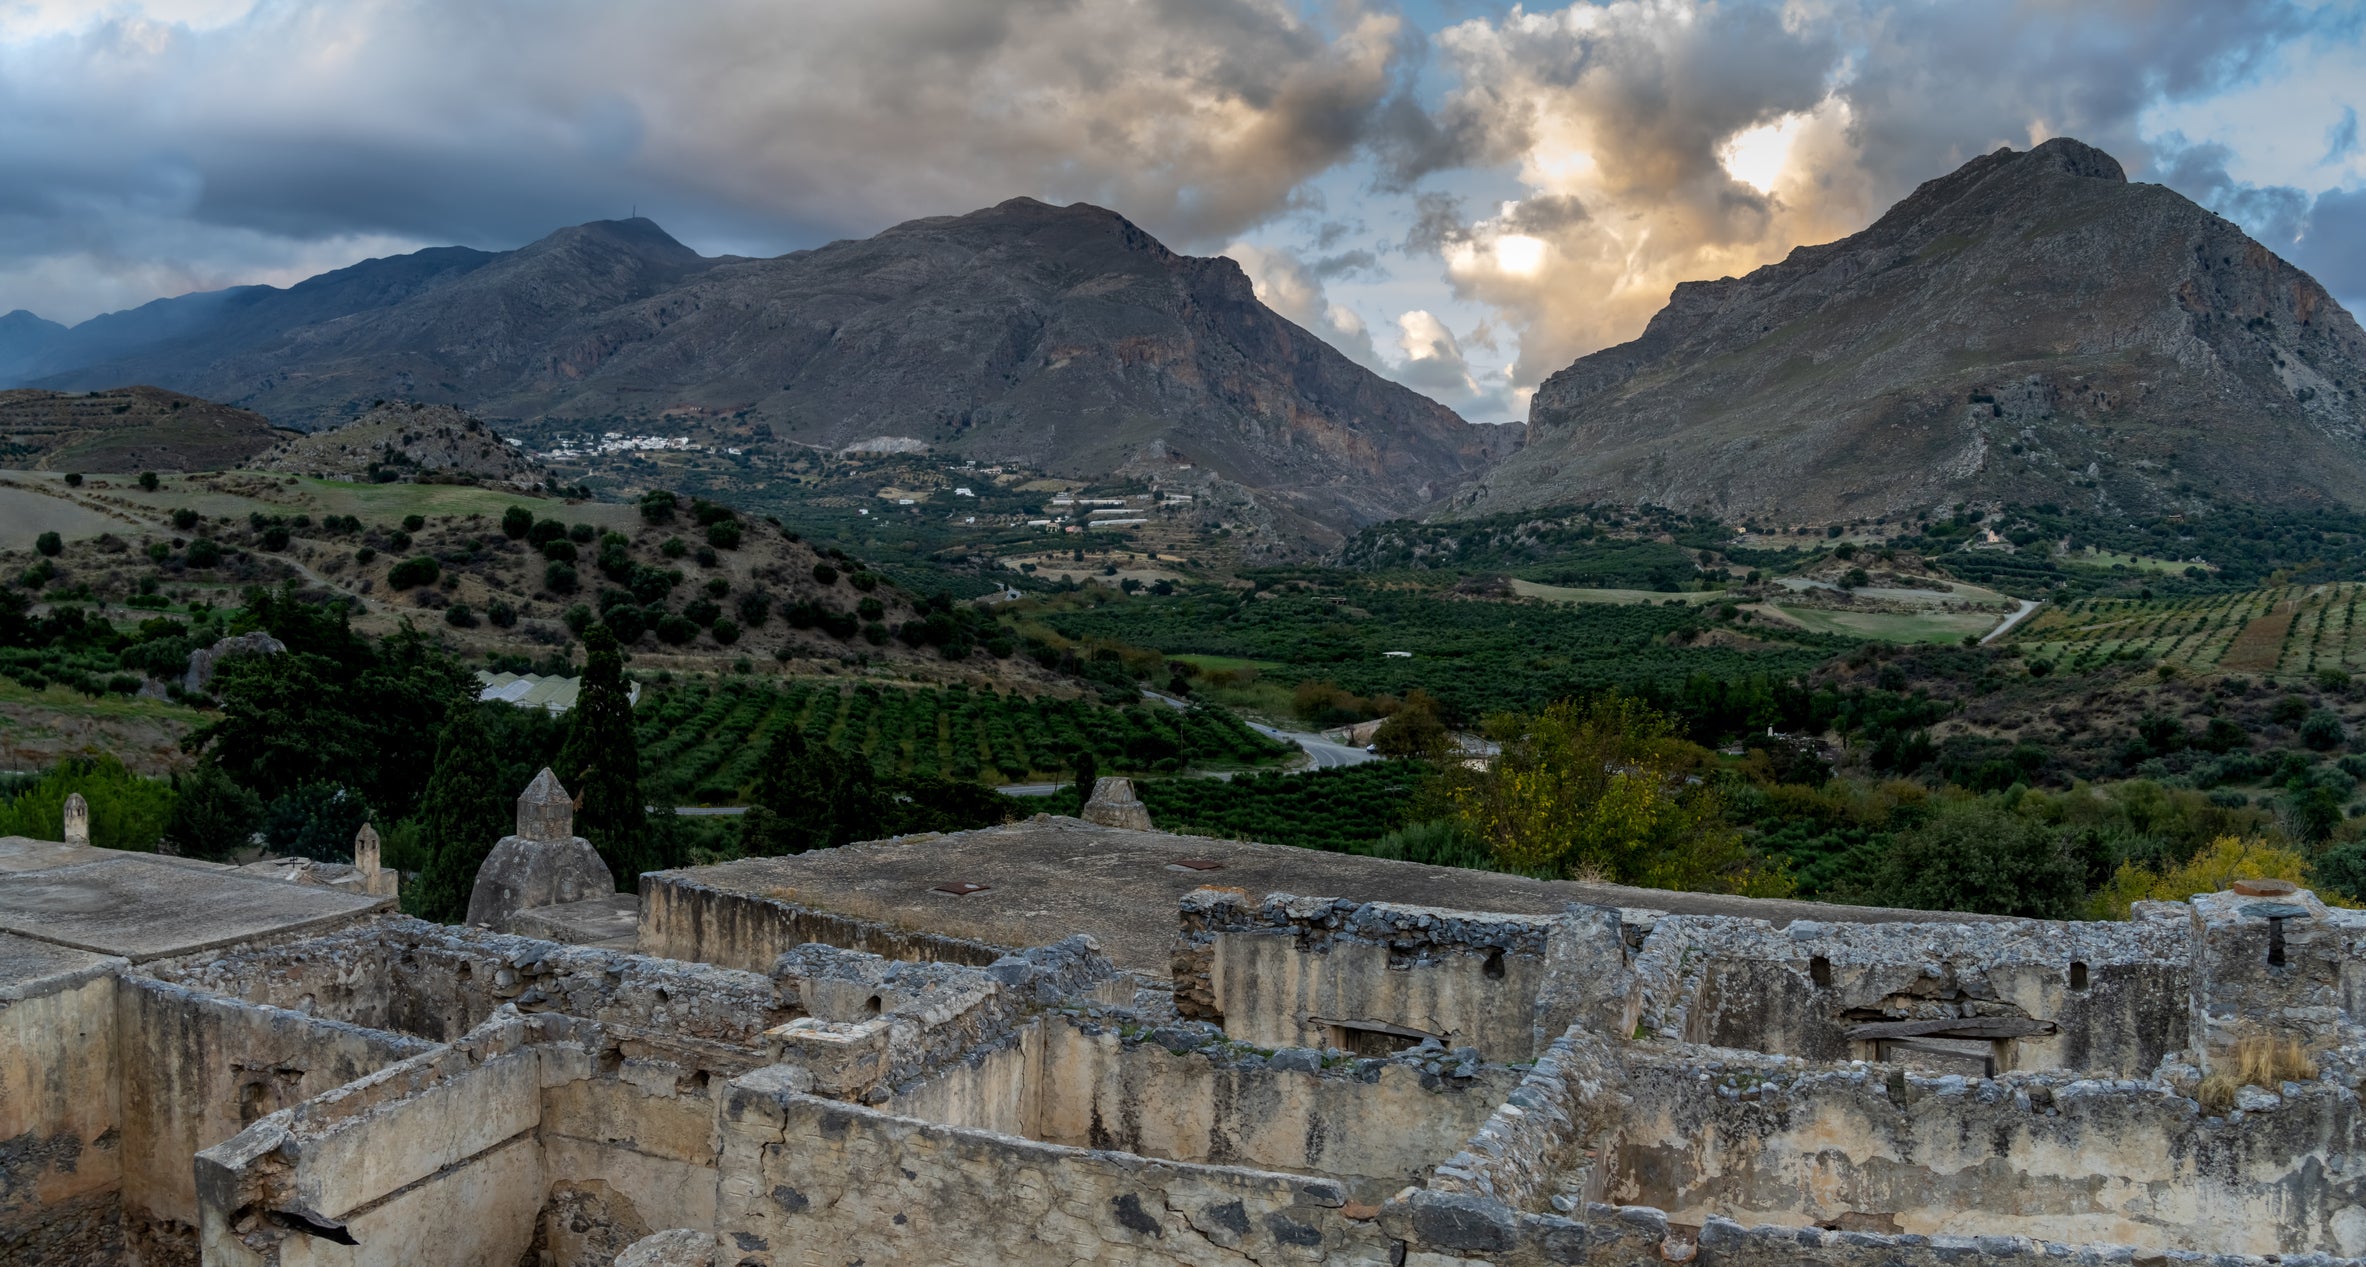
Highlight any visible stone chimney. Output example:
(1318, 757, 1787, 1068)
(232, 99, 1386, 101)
(1080, 777, 1153, 831)
(353, 823, 399, 900)
(62, 793, 90, 847)
(517, 768, 574, 842)
(466, 769, 616, 929)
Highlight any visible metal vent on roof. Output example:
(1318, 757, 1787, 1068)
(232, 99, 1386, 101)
(930, 881, 990, 897)
(1168, 859, 1225, 872)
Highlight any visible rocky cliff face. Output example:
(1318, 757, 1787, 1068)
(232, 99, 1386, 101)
(25, 203, 1498, 547)
(1459, 138, 2366, 522)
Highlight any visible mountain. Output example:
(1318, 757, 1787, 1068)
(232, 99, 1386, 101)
(18, 204, 1497, 546)
(1456, 138, 2366, 523)
(0, 386, 290, 472)
(256, 400, 543, 485)
(0, 310, 67, 385)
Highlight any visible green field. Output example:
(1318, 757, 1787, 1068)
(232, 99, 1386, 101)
(2009, 583, 2366, 676)
(635, 678, 1293, 801)
(1510, 579, 1722, 606)
(1766, 604, 2005, 644)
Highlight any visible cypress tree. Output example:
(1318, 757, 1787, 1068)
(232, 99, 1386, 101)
(1072, 748, 1099, 816)
(739, 727, 890, 855)
(410, 704, 511, 922)
(556, 625, 653, 885)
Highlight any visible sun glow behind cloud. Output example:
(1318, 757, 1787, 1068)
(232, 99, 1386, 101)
(1719, 113, 1807, 195)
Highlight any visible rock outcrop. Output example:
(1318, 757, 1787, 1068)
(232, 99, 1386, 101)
(1080, 776, 1154, 830)
(257, 399, 542, 485)
(1462, 137, 2366, 522)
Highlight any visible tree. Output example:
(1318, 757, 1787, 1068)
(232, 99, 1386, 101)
(260, 783, 371, 862)
(1443, 695, 1789, 896)
(500, 505, 534, 539)
(410, 705, 514, 921)
(1844, 798, 2086, 918)
(1072, 748, 1099, 816)
(738, 728, 892, 855)
(164, 762, 263, 860)
(34, 531, 62, 557)
(555, 625, 655, 884)
(1374, 689, 1452, 759)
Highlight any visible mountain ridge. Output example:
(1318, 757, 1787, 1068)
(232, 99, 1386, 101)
(9, 201, 1500, 549)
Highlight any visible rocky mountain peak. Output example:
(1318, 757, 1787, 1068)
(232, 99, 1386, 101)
(1459, 138, 2366, 523)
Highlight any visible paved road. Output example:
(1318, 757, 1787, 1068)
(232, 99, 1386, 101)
(1249, 722, 1376, 770)
(1980, 598, 2044, 645)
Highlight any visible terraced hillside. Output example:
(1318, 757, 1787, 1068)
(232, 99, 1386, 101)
(2009, 584, 2366, 677)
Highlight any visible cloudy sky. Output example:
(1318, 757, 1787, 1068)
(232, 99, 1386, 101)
(3, 0, 2362, 420)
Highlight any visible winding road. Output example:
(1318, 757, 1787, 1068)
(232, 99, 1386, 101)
(1980, 598, 2044, 645)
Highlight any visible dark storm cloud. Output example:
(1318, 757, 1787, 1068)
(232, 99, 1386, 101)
(0, 0, 1415, 321)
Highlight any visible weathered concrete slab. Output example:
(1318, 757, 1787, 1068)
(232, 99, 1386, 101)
(645, 815, 2005, 977)
(0, 929, 120, 998)
(0, 857, 389, 961)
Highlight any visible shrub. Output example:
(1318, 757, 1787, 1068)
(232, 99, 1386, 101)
(164, 763, 263, 860)
(568, 522, 595, 544)
(2299, 710, 2346, 751)
(2089, 835, 2316, 919)
(857, 597, 884, 621)
(660, 537, 688, 559)
(138, 472, 160, 492)
(486, 600, 517, 629)
(711, 617, 740, 646)
(260, 524, 292, 551)
(387, 556, 441, 589)
(639, 490, 678, 523)
(501, 506, 534, 539)
(34, 531, 62, 557)
(444, 604, 478, 628)
(541, 539, 578, 564)
(529, 518, 567, 546)
(186, 538, 225, 569)
(63, 472, 81, 487)
(655, 614, 699, 645)
(737, 592, 771, 626)
(1845, 798, 2086, 918)
(706, 521, 743, 550)
(812, 563, 839, 586)
(544, 562, 579, 594)
(695, 546, 718, 568)
(0, 756, 175, 852)
(401, 514, 425, 532)
(563, 604, 594, 634)
(602, 604, 645, 643)
(849, 571, 879, 592)
(260, 783, 371, 863)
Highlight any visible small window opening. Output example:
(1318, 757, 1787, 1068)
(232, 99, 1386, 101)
(865, 994, 883, 1015)
(1481, 947, 1506, 981)
(1809, 956, 1833, 988)
(2068, 962, 2089, 992)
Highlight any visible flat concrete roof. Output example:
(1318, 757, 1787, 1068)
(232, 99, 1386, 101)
(0, 856, 390, 962)
(0, 835, 231, 874)
(654, 815, 2004, 976)
(0, 931, 119, 999)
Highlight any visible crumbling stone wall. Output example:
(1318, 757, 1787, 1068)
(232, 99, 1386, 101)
(148, 917, 798, 1051)
(1593, 1047, 2366, 1255)
(2187, 890, 2366, 1065)
(1177, 889, 1557, 1060)
(1630, 909, 2190, 1075)
(715, 1065, 1398, 1266)
(115, 978, 434, 1266)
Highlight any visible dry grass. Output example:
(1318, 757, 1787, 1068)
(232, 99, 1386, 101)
(2196, 1034, 2318, 1112)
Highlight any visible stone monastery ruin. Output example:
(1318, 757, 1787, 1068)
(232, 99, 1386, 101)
(2, 776, 2363, 1265)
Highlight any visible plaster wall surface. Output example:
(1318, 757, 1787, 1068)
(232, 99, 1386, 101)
(716, 1067, 1398, 1266)
(0, 938, 123, 1266)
